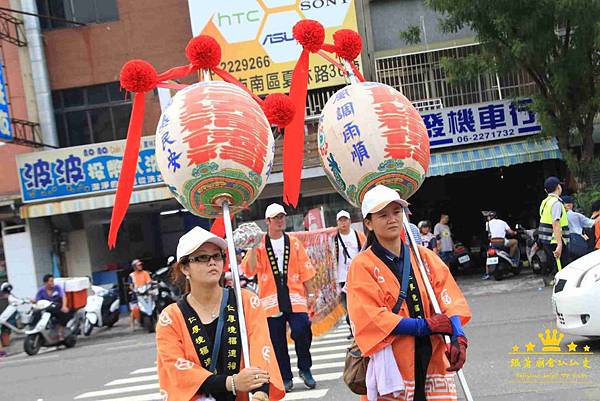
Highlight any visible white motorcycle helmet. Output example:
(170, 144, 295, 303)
(0, 282, 12, 294)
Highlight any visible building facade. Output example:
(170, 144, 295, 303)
(0, 0, 570, 297)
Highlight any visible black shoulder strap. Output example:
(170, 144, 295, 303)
(370, 243, 411, 314)
(337, 232, 352, 264)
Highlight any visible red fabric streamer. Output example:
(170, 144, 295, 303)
(284, 49, 310, 207)
(316, 50, 347, 75)
(213, 67, 263, 104)
(210, 217, 227, 238)
(158, 64, 196, 82)
(349, 62, 365, 82)
(108, 92, 145, 249)
(156, 82, 188, 90)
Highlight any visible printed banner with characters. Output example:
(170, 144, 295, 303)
(293, 227, 344, 336)
(16, 137, 162, 203)
(187, 0, 362, 96)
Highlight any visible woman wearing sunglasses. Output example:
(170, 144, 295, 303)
(156, 226, 284, 401)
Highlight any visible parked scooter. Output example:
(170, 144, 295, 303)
(524, 229, 546, 275)
(23, 300, 85, 356)
(486, 229, 523, 281)
(135, 282, 158, 333)
(0, 284, 34, 346)
(452, 242, 472, 273)
(152, 267, 176, 315)
(83, 285, 120, 336)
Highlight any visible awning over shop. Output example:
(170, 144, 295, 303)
(427, 137, 561, 177)
(20, 186, 173, 219)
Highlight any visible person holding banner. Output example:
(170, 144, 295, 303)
(243, 203, 318, 392)
(156, 226, 284, 401)
(347, 185, 472, 401)
(334, 210, 366, 339)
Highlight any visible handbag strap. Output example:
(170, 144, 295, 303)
(209, 288, 229, 373)
(391, 243, 411, 314)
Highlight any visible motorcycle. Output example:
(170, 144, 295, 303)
(23, 300, 85, 356)
(0, 294, 34, 346)
(152, 267, 177, 315)
(136, 282, 158, 333)
(452, 242, 472, 273)
(524, 229, 546, 275)
(486, 228, 523, 280)
(83, 285, 120, 336)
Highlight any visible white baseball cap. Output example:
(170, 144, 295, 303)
(265, 203, 287, 219)
(176, 226, 227, 261)
(337, 210, 351, 221)
(361, 185, 409, 218)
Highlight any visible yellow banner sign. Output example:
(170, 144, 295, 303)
(187, 0, 361, 95)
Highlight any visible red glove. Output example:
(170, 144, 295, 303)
(446, 336, 468, 371)
(425, 314, 453, 336)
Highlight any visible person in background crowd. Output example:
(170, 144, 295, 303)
(538, 177, 570, 286)
(483, 212, 518, 280)
(156, 226, 284, 401)
(591, 200, 600, 250)
(434, 213, 455, 267)
(334, 210, 366, 339)
(128, 259, 152, 331)
(347, 185, 471, 401)
(243, 203, 318, 392)
(418, 221, 438, 253)
(35, 274, 69, 341)
(562, 195, 594, 262)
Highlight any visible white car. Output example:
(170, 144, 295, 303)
(552, 249, 600, 338)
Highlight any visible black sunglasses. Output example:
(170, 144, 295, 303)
(188, 252, 225, 264)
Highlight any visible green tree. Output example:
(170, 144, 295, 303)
(426, 0, 600, 189)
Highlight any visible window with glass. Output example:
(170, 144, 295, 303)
(53, 82, 133, 147)
(36, 0, 119, 30)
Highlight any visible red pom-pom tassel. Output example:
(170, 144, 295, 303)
(262, 94, 296, 128)
(186, 35, 222, 69)
(292, 19, 325, 53)
(120, 60, 158, 93)
(333, 29, 362, 60)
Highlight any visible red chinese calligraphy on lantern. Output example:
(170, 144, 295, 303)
(368, 85, 430, 172)
(179, 84, 270, 174)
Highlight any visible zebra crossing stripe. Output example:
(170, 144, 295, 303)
(74, 383, 158, 399)
(290, 351, 346, 364)
(106, 375, 158, 387)
(292, 372, 342, 384)
(289, 338, 349, 349)
(129, 367, 157, 375)
(95, 394, 163, 401)
(283, 389, 329, 400)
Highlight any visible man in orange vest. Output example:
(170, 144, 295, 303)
(243, 203, 317, 392)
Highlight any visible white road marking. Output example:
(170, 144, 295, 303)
(106, 375, 158, 387)
(106, 342, 155, 352)
(303, 344, 349, 354)
(292, 371, 342, 385)
(0, 353, 59, 366)
(96, 394, 163, 401)
(292, 361, 344, 373)
(129, 367, 157, 375)
(290, 351, 346, 364)
(283, 389, 329, 400)
(74, 383, 158, 399)
(289, 338, 347, 349)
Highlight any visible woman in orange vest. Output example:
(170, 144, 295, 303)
(156, 226, 284, 401)
(347, 185, 472, 401)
